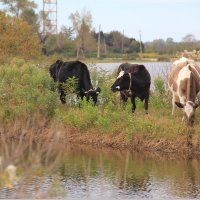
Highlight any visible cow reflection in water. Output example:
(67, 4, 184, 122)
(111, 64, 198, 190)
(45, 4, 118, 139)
(49, 60, 101, 104)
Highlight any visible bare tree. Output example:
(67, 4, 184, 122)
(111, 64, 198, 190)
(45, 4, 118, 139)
(69, 9, 95, 58)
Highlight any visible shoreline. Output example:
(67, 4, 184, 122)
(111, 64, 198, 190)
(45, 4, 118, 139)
(1, 116, 200, 158)
(60, 127, 200, 157)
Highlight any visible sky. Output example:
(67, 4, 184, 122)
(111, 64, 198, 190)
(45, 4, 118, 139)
(3, 0, 200, 42)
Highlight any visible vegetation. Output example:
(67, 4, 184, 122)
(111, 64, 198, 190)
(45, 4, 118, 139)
(0, 0, 199, 162)
(1, 0, 200, 61)
(0, 58, 199, 139)
(0, 11, 41, 60)
(1, 0, 200, 197)
(0, 58, 57, 119)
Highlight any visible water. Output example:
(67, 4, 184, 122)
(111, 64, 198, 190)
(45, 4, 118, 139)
(1, 144, 200, 199)
(92, 61, 200, 80)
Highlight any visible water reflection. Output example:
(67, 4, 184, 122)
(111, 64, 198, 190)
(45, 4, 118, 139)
(1, 144, 200, 199)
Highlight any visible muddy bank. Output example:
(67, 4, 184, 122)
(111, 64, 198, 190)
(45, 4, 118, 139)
(59, 126, 200, 156)
(1, 116, 200, 157)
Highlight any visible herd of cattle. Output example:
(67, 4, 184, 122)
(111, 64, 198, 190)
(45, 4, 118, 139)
(49, 57, 200, 127)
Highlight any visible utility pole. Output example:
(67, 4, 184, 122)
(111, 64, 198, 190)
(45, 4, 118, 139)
(97, 25, 101, 58)
(104, 37, 107, 55)
(139, 30, 143, 54)
(121, 29, 124, 55)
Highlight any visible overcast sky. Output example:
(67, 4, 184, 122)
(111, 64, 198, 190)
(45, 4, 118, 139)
(7, 0, 200, 42)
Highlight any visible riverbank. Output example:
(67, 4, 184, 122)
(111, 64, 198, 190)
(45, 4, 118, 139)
(1, 59, 200, 159)
(53, 125, 200, 157)
(2, 114, 200, 158)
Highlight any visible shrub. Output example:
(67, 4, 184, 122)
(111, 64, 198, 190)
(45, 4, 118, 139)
(0, 12, 41, 59)
(0, 58, 57, 119)
(154, 76, 166, 95)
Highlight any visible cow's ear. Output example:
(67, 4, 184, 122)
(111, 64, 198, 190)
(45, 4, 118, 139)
(95, 87, 101, 94)
(175, 102, 184, 108)
(56, 60, 62, 64)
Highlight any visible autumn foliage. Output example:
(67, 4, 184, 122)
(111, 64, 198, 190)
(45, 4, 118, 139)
(0, 11, 41, 59)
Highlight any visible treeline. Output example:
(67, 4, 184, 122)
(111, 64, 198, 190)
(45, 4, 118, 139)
(1, 0, 200, 60)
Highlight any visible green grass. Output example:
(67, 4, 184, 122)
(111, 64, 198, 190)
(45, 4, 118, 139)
(0, 58, 200, 141)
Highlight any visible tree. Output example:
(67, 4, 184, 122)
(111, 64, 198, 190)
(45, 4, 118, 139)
(1, 0, 48, 48)
(180, 34, 197, 51)
(45, 30, 76, 56)
(145, 39, 165, 53)
(0, 11, 41, 58)
(21, 8, 39, 33)
(127, 39, 140, 53)
(69, 9, 96, 57)
(0, 0, 37, 17)
(165, 37, 176, 54)
(60, 25, 74, 40)
(182, 34, 196, 43)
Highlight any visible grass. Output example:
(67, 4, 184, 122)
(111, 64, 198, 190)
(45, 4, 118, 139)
(1, 58, 200, 192)
(0, 58, 200, 139)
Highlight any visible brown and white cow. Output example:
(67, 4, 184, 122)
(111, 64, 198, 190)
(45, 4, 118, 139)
(168, 57, 200, 126)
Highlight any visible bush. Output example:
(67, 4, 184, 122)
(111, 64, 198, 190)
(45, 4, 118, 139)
(154, 76, 166, 95)
(0, 58, 57, 118)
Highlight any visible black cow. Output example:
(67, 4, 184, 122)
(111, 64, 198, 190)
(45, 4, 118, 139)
(49, 60, 101, 104)
(111, 63, 151, 113)
(117, 63, 143, 102)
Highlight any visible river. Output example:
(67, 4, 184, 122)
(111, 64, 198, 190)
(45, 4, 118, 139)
(92, 61, 200, 80)
(1, 144, 200, 199)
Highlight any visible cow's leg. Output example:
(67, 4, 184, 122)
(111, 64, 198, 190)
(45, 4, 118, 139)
(120, 92, 128, 110)
(144, 95, 149, 114)
(172, 93, 176, 115)
(60, 90, 66, 104)
(120, 92, 128, 103)
(131, 95, 136, 113)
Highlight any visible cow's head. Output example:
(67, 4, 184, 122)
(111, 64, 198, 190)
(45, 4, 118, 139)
(111, 71, 130, 92)
(175, 100, 200, 126)
(84, 87, 101, 104)
(49, 60, 63, 81)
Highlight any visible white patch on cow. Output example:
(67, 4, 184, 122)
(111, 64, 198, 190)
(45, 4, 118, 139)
(177, 66, 191, 104)
(115, 86, 120, 90)
(184, 102, 194, 118)
(173, 57, 189, 65)
(117, 70, 125, 79)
